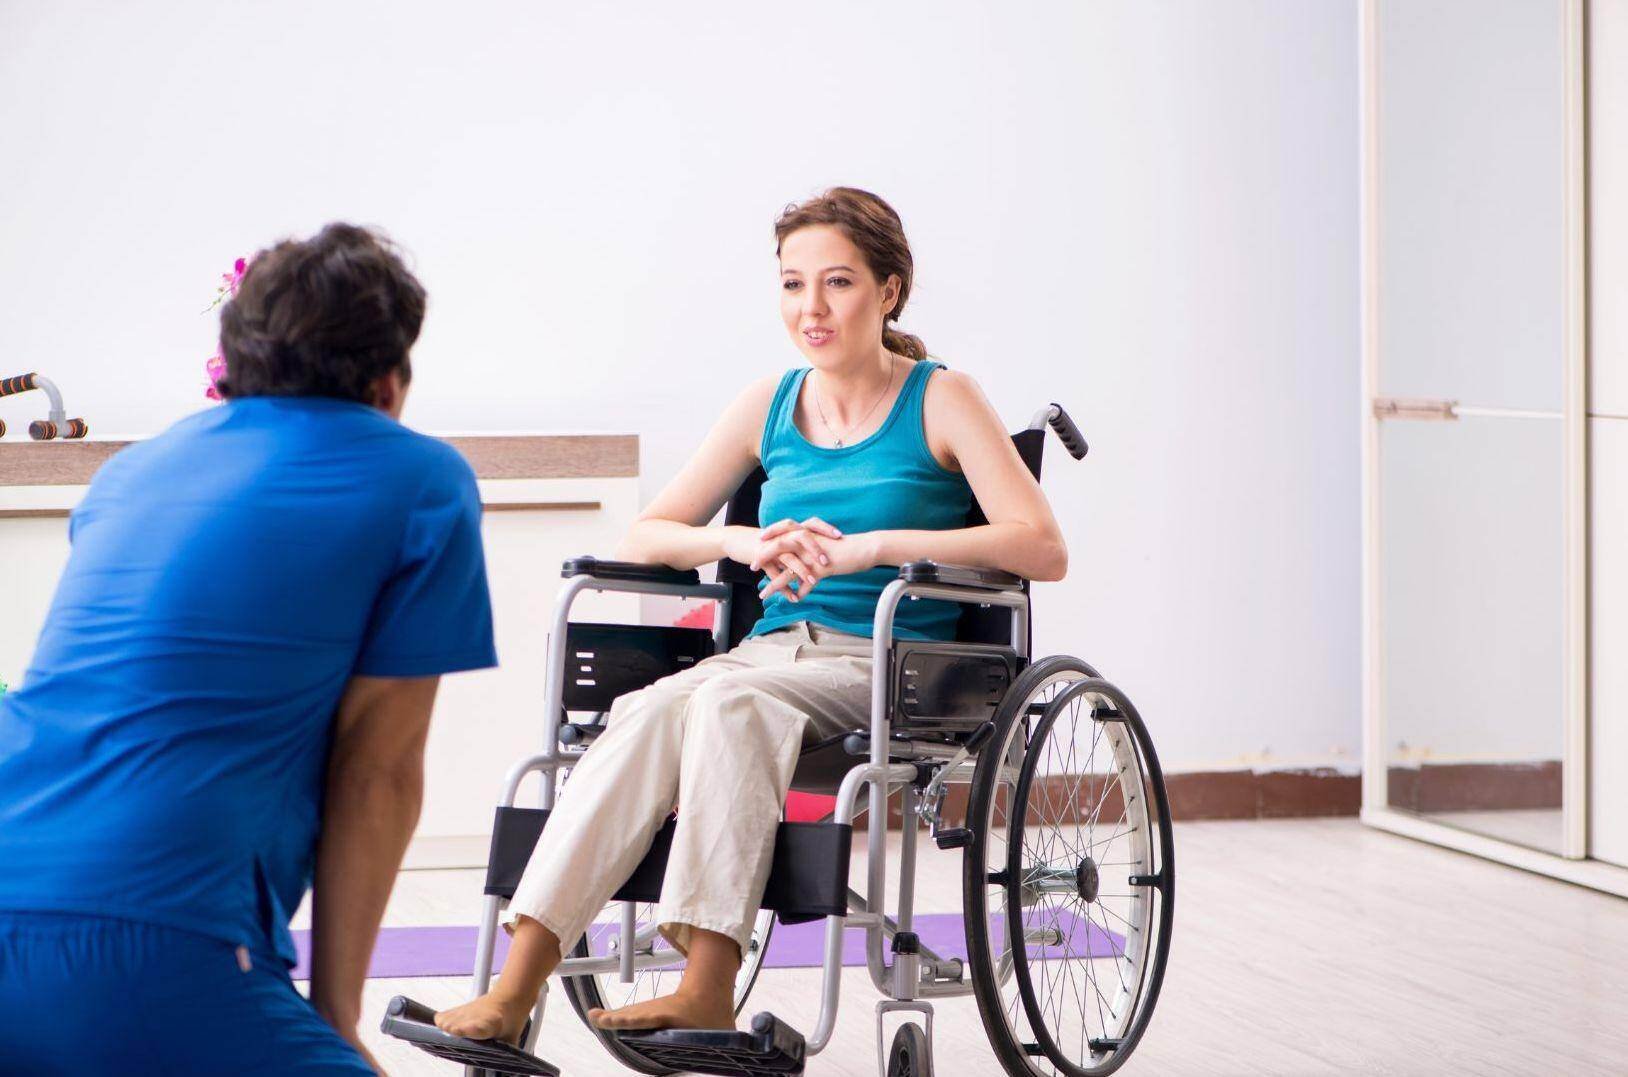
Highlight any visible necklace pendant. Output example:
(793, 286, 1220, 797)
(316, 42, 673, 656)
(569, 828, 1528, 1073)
(834, 438, 844, 448)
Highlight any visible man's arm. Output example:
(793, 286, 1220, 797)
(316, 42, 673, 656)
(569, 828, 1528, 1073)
(308, 674, 441, 1060)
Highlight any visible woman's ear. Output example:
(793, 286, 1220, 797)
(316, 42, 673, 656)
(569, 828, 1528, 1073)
(881, 274, 901, 317)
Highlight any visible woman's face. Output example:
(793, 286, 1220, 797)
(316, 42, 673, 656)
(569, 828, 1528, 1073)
(779, 224, 899, 369)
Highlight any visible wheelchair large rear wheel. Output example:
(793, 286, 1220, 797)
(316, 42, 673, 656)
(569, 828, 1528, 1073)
(559, 901, 776, 1075)
(963, 657, 1174, 1076)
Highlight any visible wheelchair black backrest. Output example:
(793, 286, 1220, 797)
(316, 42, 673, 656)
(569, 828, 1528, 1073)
(716, 427, 1045, 651)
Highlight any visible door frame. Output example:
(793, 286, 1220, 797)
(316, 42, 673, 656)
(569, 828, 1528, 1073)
(1357, 0, 1625, 895)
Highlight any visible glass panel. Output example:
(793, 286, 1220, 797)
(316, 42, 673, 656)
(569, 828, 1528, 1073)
(1377, 0, 1566, 411)
(1380, 416, 1564, 854)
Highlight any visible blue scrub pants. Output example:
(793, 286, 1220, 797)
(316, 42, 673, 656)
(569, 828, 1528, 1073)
(0, 912, 373, 1075)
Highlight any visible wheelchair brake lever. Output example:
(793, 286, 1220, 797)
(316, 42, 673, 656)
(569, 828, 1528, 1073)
(914, 720, 994, 843)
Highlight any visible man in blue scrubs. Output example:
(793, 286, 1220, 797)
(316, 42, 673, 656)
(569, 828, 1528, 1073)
(0, 224, 496, 1073)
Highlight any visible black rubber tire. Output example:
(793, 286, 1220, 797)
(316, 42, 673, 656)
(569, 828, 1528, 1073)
(962, 657, 1174, 1077)
(888, 1021, 934, 1077)
(560, 928, 676, 1076)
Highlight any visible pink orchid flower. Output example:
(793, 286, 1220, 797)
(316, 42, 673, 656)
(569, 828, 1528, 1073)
(203, 256, 250, 398)
(204, 354, 227, 400)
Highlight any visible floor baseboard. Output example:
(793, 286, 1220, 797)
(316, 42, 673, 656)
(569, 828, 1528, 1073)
(409, 762, 1561, 862)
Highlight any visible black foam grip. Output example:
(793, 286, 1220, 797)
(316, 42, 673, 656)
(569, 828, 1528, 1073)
(61, 418, 88, 439)
(0, 373, 39, 397)
(561, 557, 701, 585)
(29, 420, 57, 441)
(1047, 403, 1089, 459)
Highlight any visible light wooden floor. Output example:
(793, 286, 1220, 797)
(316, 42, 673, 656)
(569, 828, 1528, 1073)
(301, 819, 1628, 1075)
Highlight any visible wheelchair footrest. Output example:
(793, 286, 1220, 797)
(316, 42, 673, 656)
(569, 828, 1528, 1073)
(618, 1011, 806, 1075)
(379, 995, 560, 1077)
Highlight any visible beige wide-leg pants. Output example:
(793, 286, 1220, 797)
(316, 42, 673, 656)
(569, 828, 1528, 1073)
(505, 621, 873, 956)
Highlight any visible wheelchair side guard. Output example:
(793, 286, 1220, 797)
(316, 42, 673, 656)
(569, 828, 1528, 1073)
(618, 1011, 806, 1076)
(561, 622, 716, 712)
(379, 995, 560, 1077)
(484, 808, 852, 923)
(891, 641, 1019, 734)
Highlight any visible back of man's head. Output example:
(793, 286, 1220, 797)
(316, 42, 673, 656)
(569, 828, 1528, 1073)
(216, 223, 426, 404)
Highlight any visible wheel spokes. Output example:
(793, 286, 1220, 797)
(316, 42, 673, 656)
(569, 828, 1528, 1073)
(996, 680, 1162, 1076)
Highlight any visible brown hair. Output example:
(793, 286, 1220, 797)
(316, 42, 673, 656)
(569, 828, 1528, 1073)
(217, 223, 426, 403)
(774, 187, 927, 361)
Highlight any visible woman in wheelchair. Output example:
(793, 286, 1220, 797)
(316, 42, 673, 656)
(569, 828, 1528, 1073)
(436, 187, 1068, 1046)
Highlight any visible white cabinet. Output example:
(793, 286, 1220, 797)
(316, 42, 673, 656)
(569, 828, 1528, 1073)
(0, 514, 74, 692)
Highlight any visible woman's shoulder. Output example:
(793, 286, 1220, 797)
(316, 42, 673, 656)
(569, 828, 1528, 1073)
(919, 363, 1002, 470)
(712, 373, 791, 461)
(727, 373, 785, 423)
(920, 362, 989, 412)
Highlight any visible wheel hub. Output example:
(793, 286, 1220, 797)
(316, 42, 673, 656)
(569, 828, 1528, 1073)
(1075, 855, 1101, 903)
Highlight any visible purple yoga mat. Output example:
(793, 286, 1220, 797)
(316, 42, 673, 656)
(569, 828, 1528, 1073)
(289, 911, 1123, 981)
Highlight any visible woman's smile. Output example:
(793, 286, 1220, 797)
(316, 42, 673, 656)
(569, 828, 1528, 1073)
(803, 326, 835, 347)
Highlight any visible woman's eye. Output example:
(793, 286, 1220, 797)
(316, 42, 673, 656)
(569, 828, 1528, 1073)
(827, 276, 851, 288)
(782, 280, 802, 291)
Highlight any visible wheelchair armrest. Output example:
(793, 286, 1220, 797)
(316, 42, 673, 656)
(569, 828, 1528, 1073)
(898, 560, 1025, 592)
(561, 556, 701, 586)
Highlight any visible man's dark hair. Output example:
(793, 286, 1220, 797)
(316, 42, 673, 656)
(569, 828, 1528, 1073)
(216, 223, 426, 402)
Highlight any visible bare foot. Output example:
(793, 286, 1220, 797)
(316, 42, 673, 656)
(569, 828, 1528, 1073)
(588, 988, 735, 1032)
(434, 990, 531, 1044)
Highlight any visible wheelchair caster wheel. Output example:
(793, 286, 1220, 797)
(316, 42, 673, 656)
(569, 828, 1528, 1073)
(887, 1021, 933, 1077)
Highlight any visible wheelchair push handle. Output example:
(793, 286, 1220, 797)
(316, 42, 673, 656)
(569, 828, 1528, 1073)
(1044, 403, 1089, 459)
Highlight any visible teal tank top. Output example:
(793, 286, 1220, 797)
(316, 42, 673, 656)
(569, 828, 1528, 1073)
(749, 359, 973, 641)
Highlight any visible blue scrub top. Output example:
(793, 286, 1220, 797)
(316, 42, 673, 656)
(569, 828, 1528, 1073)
(0, 396, 497, 967)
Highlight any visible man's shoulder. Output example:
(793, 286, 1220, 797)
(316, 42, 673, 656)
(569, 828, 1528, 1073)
(383, 426, 478, 492)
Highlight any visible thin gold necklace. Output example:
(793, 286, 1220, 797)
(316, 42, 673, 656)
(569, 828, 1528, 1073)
(811, 357, 894, 448)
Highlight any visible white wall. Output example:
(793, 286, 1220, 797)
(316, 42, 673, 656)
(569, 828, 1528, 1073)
(0, 1, 1361, 772)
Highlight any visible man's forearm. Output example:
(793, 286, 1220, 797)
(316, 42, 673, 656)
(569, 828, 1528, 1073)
(308, 760, 423, 1032)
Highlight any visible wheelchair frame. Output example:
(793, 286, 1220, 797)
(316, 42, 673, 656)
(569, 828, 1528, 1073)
(409, 403, 1172, 1077)
(466, 562, 1030, 1068)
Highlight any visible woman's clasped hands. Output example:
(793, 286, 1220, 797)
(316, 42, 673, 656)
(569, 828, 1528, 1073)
(733, 517, 880, 602)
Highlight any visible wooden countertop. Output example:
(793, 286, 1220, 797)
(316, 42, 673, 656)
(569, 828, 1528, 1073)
(0, 434, 639, 487)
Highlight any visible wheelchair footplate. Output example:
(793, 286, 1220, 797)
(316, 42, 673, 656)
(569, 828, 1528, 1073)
(618, 1011, 806, 1076)
(379, 995, 560, 1077)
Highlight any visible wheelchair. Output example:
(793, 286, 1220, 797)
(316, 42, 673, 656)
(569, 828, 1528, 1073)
(383, 404, 1174, 1077)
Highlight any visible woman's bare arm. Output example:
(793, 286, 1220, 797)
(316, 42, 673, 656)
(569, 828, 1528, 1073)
(873, 368, 1068, 581)
(614, 376, 779, 570)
